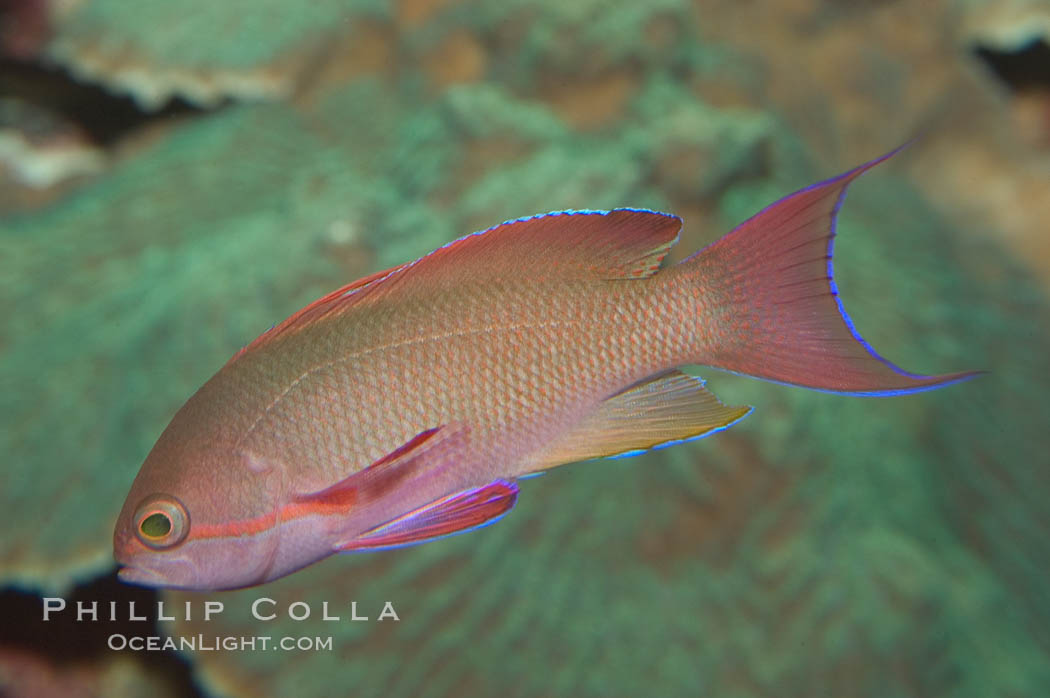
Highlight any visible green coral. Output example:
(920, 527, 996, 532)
(47, 0, 389, 80)
(43, 0, 703, 108)
(416, 0, 694, 81)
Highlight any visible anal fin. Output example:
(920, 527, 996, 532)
(526, 370, 751, 472)
(336, 480, 519, 552)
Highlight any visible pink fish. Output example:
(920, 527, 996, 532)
(114, 149, 977, 590)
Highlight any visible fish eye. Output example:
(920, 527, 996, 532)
(133, 494, 189, 549)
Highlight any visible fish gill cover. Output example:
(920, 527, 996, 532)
(1, 0, 1049, 696)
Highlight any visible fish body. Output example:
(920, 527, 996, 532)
(114, 150, 978, 590)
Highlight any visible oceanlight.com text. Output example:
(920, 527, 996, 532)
(108, 633, 334, 652)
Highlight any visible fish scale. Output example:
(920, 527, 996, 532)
(236, 278, 669, 485)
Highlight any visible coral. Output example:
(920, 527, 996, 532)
(37, 0, 699, 111)
(955, 0, 1050, 49)
(41, 0, 389, 108)
(0, 98, 105, 211)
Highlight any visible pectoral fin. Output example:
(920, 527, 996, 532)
(525, 370, 751, 472)
(296, 426, 453, 509)
(336, 480, 519, 552)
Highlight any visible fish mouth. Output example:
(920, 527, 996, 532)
(117, 556, 200, 589)
(117, 565, 167, 588)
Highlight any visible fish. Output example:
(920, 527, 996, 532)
(114, 148, 979, 590)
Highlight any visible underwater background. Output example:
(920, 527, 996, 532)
(2, 0, 1049, 696)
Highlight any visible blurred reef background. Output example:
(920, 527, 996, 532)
(2, 0, 1049, 696)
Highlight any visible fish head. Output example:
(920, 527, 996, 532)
(114, 397, 287, 590)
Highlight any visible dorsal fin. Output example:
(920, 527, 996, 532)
(414, 208, 682, 283)
(227, 262, 407, 363)
(230, 209, 681, 361)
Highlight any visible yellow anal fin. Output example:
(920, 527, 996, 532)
(527, 370, 751, 472)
